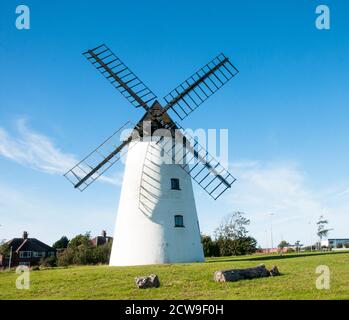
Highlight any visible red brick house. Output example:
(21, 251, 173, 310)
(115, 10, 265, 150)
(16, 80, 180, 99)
(0, 231, 56, 268)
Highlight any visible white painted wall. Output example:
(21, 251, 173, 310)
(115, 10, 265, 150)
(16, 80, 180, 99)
(109, 140, 204, 266)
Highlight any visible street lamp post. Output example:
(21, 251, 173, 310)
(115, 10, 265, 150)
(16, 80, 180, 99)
(8, 246, 12, 269)
(308, 221, 313, 252)
(270, 213, 274, 250)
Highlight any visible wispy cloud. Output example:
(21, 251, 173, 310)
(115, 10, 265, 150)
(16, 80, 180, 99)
(218, 160, 349, 247)
(228, 161, 323, 220)
(335, 187, 349, 198)
(0, 119, 76, 174)
(0, 119, 122, 186)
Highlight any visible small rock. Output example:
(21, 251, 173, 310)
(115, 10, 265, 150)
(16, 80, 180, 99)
(135, 274, 160, 289)
(269, 266, 280, 276)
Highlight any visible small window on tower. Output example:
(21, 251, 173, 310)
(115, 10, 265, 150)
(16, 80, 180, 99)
(174, 215, 184, 228)
(171, 178, 180, 190)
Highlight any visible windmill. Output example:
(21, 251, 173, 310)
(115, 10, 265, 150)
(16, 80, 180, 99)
(64, 44, 239, 266)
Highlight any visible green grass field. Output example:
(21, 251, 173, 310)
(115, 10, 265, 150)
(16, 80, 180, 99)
(0, 251, 348, 300)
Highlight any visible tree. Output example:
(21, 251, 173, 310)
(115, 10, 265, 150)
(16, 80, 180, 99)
(317, 216, 332, 249)
(230, 237, 257, 256)
(214, 212, 257, 256)
(278, 240, 289, 251)
(57, 247, 75, 266)
(92, 241, 113, 264)
(0, 241, 10, 257)
(201, 234, 219, 257)
(215, 237, 234, 256)
(292, 240, 303, 253)
(214, 212, 250, 240)
(52, 236, 69, 249)
(68, 232, 92, 248)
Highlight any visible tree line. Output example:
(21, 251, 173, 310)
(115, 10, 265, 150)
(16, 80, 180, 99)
(49, 212, 258, 266)
(1, 213, 336, 268)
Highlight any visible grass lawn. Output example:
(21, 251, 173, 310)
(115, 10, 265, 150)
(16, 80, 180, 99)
(0, 251, 348, 300)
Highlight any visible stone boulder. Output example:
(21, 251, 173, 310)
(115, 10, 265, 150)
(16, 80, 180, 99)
(214, 264, 280, 282)
(269, 265, 280, 276)
(135, 274, 160, 289)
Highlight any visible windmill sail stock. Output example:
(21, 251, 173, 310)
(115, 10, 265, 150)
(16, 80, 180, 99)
(83, 44, 157, 111)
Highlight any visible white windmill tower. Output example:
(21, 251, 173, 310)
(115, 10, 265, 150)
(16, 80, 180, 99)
(65, 44, 239, 266)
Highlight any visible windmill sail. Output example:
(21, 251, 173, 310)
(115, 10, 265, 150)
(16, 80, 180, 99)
(83, 44, 157, 110)
(162, 53, 238, 120)
(157, 127, 236, 200)
(64, 121, 139, 191)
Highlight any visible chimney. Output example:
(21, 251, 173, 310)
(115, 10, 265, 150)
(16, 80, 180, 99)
(23, 231, 28, 239)
(102, 230, 107, 238)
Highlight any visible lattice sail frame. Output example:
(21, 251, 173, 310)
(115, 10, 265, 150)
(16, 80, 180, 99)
(156, 125, 236, 200)
(64, 121, 139, 191)
(163, 53, 239, 120)
(83, 44, 157, 110)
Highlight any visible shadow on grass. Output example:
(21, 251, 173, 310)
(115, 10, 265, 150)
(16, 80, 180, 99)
(206, 250, 349, 264)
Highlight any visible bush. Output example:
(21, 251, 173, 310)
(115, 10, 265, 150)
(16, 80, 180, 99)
(201, 235, 220, 257)
(336, 243, 343, 249)
(0, 242, 10, 256)
(286, 248, 295, 253)
(215, 236, 257, 256)
(212, 212, 258, 257)
(57, 247, 75, 267)
(57, 242, 112, 267)
(52, 236, 69, 249)
(216, 238, 233, 257)
(72, 245, 94, 265)
(92, 242, 112, 264)
(40, 256, 57, 268)
(230, 237, 257, 256)
(68, 233, 92, 248)
(344, 242, 349, 249)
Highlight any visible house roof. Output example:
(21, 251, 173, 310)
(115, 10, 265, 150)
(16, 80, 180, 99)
(6, 238, 55, 253)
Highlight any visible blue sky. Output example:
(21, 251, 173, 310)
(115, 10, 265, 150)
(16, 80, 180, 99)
(0, 0, 348, 247)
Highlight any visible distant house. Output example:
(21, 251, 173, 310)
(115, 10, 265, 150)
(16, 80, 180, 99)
(321, 238, 349, 249)
(91, 230, 113, 247)
(258, 243, 303, 254)
(0, 231, 56, 268)
(258, 248, 276, 254)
